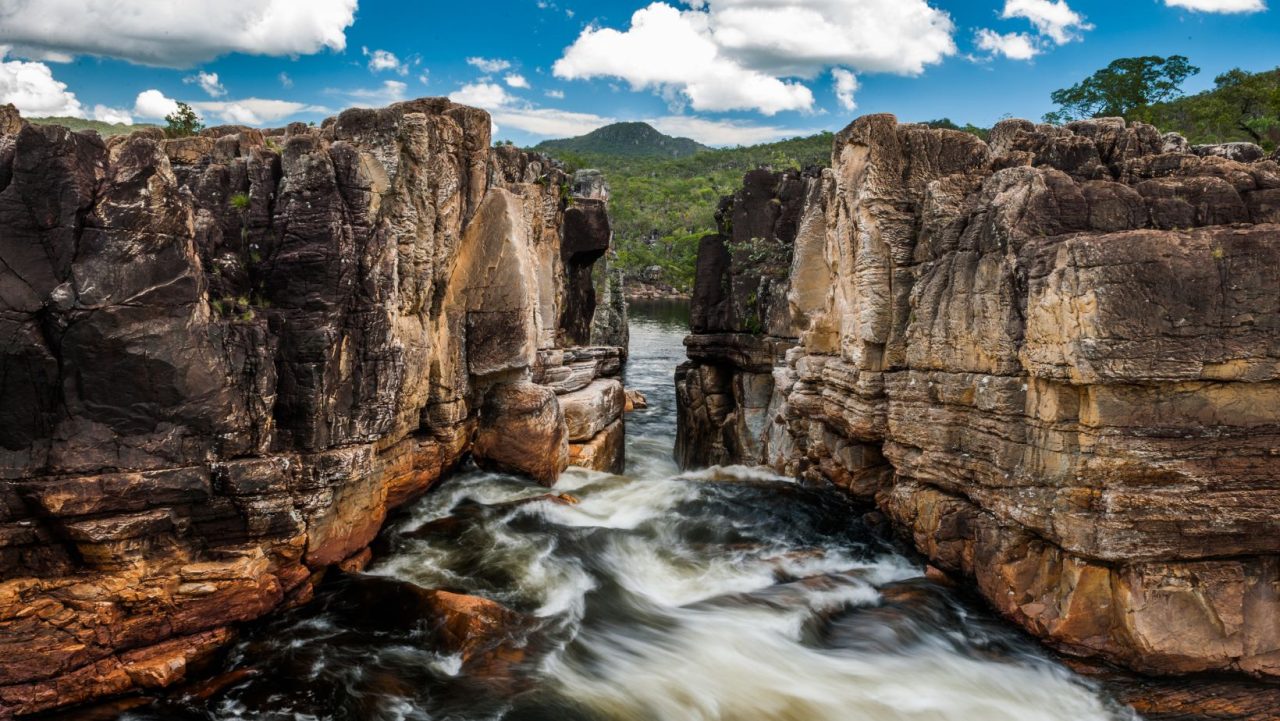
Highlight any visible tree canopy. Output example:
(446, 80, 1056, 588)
(1045, 56, 1200, 124)
(165, 102, 204, 138)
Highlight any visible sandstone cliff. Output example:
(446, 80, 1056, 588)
(0, 100, 625, 715)
(677, 115, 1280, 680)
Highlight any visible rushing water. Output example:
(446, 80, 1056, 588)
(115, 300, 1136, 721)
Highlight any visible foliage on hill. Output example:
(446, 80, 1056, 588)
(1143, 67, 1280, 150)
(539, 132, 835, 292)
(1045, 57, 1280, 151)
(27, 116, 157, 137)
(534, 121, 710, 159)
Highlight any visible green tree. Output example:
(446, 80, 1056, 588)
(165, 102, 204, 138)
(1045, 56, 1200, 124)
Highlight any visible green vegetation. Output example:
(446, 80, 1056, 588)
(27, 116, 157, 137)
(536, 127, 833, 291)
(165, 102, 204, 138)
(1044, 56, 1200, 124)
(1145, 68, 1280, 150)
(919, 118, 991, 142)
(535, 122, 709, 159)
(1045, 56, 1280, 151)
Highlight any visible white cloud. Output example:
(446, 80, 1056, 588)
(184, 71, 226, 97)
(1164, 0, 1265, 10)
(363, 47, 408, 75)
(191, 97, 327, 125)
(342, 79, 408, 106)
(92, 104, 132, 124)
(545, 89, 565, 99)
(418, 72, 430, 85)
(279, 72, 293, 88)
(648, 115, 808, 146)
(504, 73, 530, 89)
(1000, 0, 1092, 45)
(467, 57, 512, 73)
(0, 0, 358, 67)
(134, 89, 179, 119)
(831, 68, 858, 111)
(553, 3, 816, 115)
(554, 1, 955, 115)
(449, 82, 514, 109)
(0, 52, 84, 117)
(975, 29, 1040, 60)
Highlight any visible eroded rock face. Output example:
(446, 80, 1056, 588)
(0, 100, 625, 715)
(677, 114, 1280, 680)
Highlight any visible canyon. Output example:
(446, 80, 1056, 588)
(676, 114, 1280, 682)
(2, 96, 1280, 719)
(0, 99, 626, 716)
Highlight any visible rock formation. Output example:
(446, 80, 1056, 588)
(0, 99, 625, 715)
(677, 115, 1280, 680)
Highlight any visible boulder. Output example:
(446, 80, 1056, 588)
(473, 382, 569, 485)
(559, 379, 625, 442)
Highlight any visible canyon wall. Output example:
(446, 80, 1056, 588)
(677, 115, 1280, 680)
(0, 99, 624, 716)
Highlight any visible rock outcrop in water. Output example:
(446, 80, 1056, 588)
(0, 100, 624, 715)
(677, 115, 1280, 681)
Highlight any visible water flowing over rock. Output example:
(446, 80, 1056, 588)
(0, 100, 625, 715)
(676, 114, 1280, 681)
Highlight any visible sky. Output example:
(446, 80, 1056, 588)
(0, 0, 1275, 147)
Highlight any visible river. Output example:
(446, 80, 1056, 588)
(111, 300, 1137, 721)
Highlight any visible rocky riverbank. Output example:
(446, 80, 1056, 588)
(0, 99, 627, 716)
(676, 114, 1280, 682)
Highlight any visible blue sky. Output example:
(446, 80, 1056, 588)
(0, 0, 1275, 146)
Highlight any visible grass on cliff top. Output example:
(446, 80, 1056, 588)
(540, 132, 835, 293)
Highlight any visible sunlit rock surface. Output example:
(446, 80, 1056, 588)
(0, 99, 624, 715)
(677, 113, 1280, 680)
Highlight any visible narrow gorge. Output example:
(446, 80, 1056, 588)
(1, 100, 1278, 721)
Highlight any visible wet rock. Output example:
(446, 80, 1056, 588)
(677, 113, 1280, 681)
(473, 382, 570, 485)
(569, 420, 626, 474)
(624, 389, 648, 412)
(0, 99, 625, 713)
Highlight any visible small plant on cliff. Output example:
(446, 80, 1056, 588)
(165, 102, 205, 138)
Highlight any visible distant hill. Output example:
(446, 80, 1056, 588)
(534, 122, 710, 159)
(28, 116, 158, 137)
(537, 131, 834, 293)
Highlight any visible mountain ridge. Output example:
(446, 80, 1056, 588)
(534, 121, 710, 158)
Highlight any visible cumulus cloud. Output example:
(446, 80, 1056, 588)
(342, 79, 408, 105)
(184, 71, 226, 97)
(0, 52, 83, 116)
(192, 97, 327, 125)
(0, 0, 358, 67)
(554, 4, 815, 115)
(1164, 0, 1265, 10)
(92, 105, 133, 124)
(831, 68, 858, 111)
(450, 82, 514, 109)
(554, 1, 954, 115)
(467, 57, 512, 73)
(279, 72, 293, 88)
(1000, 0, 1092, 45)
(504, 73, 530, 89)
(975, 29, 1040, 60)
(134, 89, 180, 119)
(545, 89, 565, 99)
(364, 47, 408, 75)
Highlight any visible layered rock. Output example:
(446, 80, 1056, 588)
(677, 114, 1280, 680)
(0, 100, 624, 715)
